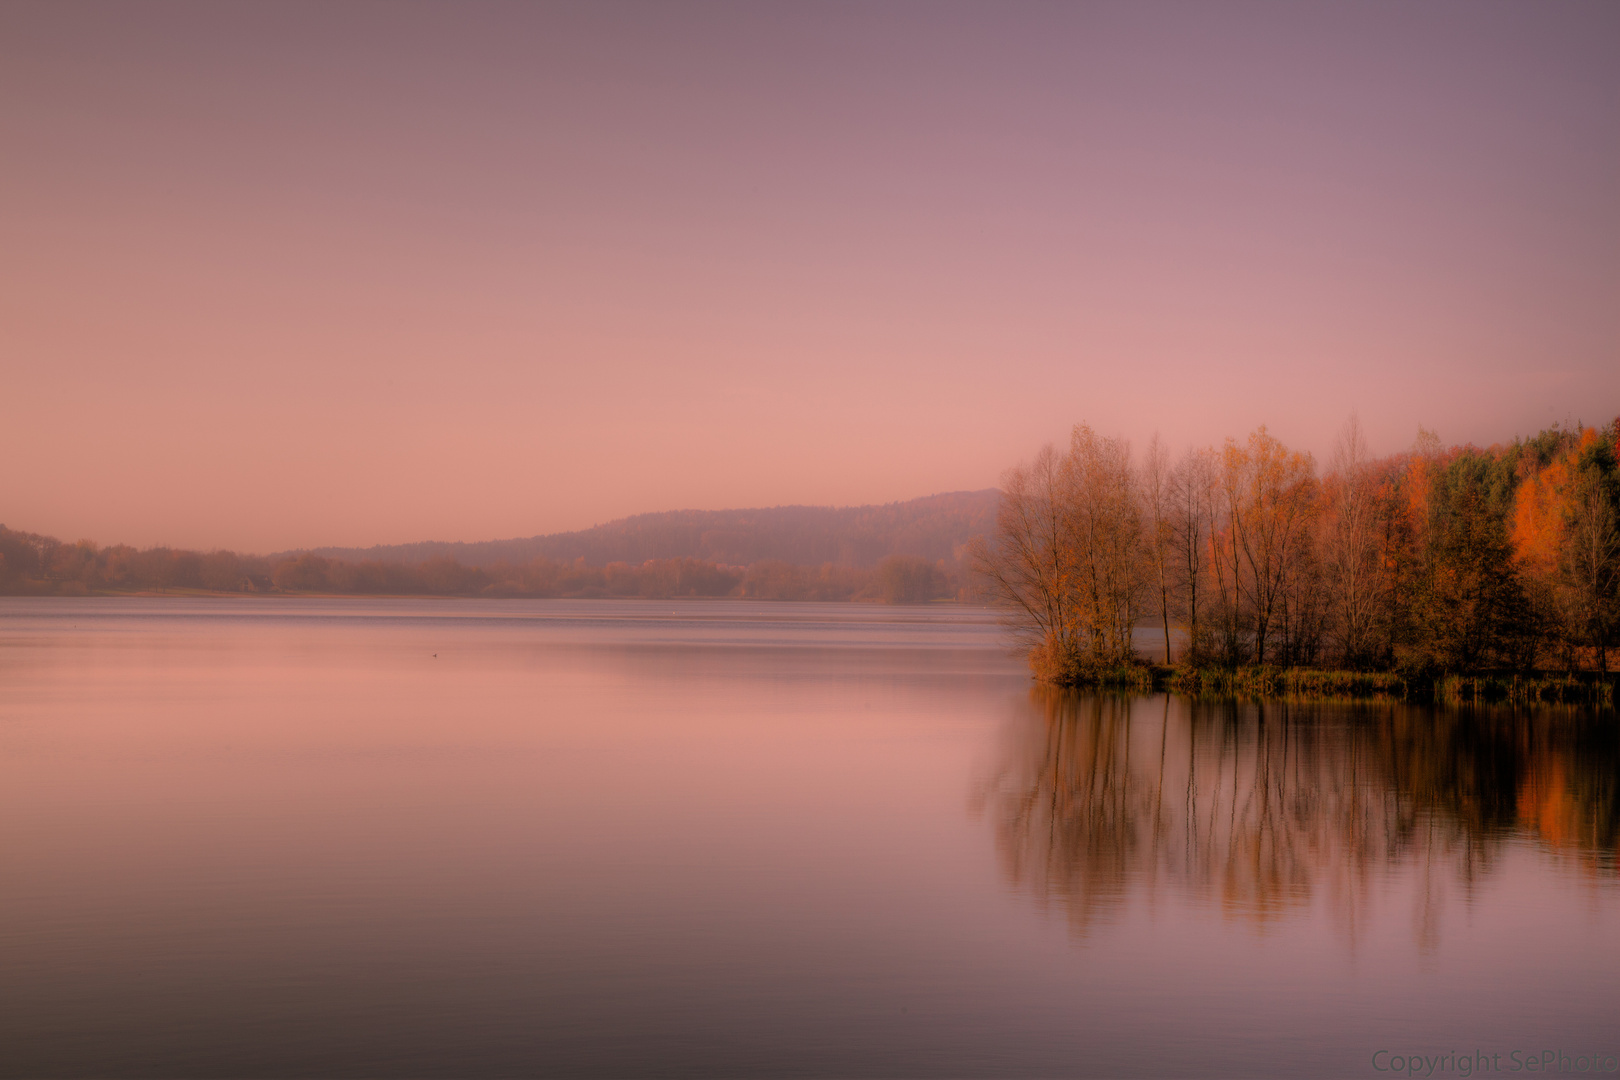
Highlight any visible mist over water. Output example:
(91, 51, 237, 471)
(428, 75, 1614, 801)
(1, 599, 1615, 1077)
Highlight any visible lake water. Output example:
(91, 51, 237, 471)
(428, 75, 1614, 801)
(1, 598, 1616, 1078)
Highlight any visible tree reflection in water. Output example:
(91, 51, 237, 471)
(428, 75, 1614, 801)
(973, 690, 1618, 945)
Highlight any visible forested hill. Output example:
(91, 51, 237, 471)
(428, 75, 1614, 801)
(298, 490, 1000, 569)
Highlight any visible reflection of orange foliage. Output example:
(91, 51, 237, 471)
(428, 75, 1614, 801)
(1220, 834, 1312, 925)
(979, 694, 1620, 950)
(1517, 759, 1577, 851)
(1514, 736, 1618, 876)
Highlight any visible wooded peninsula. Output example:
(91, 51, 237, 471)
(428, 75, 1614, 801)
(975, 417, 1620, 699)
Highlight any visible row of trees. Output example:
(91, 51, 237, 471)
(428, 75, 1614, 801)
(0, 528, 961, 604)
(976, 418, 1620, 680)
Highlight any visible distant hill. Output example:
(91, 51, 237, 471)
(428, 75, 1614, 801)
(299, 490, 1000, 569)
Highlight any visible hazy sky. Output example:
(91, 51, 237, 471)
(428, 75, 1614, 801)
(4, 2, 1617, 552)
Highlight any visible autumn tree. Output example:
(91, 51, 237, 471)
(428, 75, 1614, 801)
(973, 443, 1082, 675)
(1319, 416, 1385, 667)
(1140, 434, 1175, 662)
(199, 550, 245, 592)
(1206, 446, 1249, 664)
(1064, 424, 1144, 669)
(272, 553, 333, 592)
(975, 425, 1144, 683)
(1217, 427, 1317, 664)
(1167, 448, 1215, 662)
(1415, 452, 1534, 670)
(874, 554, 950, 603)
(1554, 429, 1620, 670)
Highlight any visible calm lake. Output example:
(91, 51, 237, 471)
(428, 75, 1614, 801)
(1, 598, 1616, 1078)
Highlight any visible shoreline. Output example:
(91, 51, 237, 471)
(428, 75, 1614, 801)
(0, 589, 974, 604)
(1051, 663, 1617, 705)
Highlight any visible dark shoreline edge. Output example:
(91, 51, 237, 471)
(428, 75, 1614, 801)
(1051, 664, 1618, 705)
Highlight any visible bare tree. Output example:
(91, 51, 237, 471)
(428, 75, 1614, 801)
(1322, 414, 1383, 666)
(1168, 448, 1216, 663)
(1209, 443, 1249, 663)
(974, 424, 1145, 682)
(1141, 434, 1175, 663)
(1221, 427, 1318, 664)
(971, 444, 1079, 670)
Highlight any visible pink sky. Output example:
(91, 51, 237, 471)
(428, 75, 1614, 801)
(3, 2, 1617, 553)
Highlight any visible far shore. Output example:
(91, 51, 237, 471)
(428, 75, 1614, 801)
(0, 588, 974, 603)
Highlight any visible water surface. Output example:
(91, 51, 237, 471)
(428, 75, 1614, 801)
(1, 599, 1615, 1077)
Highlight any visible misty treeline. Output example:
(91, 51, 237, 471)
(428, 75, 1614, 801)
(0, 529, 963, 604)
(973, 417, 1620, 682)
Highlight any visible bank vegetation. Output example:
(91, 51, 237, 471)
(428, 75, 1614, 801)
(0, 530, 962, 605)
(973, 417, 1620, 695)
